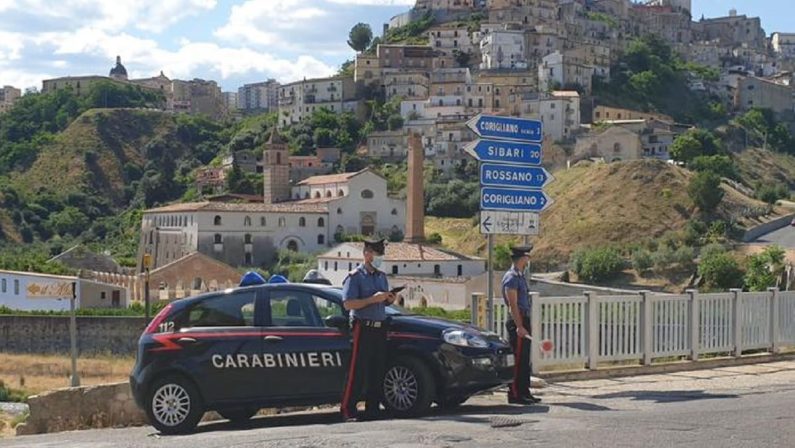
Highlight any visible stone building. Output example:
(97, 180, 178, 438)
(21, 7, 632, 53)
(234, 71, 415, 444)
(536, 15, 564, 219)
(772, 33, 795, 59)
(277, 76, 357, 127)
(522, 90, 580, 142)
(288, 155, 334, 183)
(138, 167, 406, 270)
(574, 126, 643, 162)
(366, 130, 408, 161)
(49, 246, 122, 274)
(172, 78, 225, 119)
(0, 85, 21, 114)
(592, 106, 673, 124)
(538, 51, 595, 94)
(479, 27, 527, 70)
(734, 76, 795, 114)
(383, 70, 430, 101)
(693, 11, 766, 50)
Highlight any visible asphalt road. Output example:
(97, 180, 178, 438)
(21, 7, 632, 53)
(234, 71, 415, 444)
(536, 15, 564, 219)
(4, 361, 795, 448)
(755, 223, 795, 248)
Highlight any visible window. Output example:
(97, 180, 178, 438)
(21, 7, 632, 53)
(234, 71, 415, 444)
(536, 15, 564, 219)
(337, 208, 343, 215)
(338, 190, 344, 197)
(1, 279, 5, 293)
(244, 234, 252, 244)
(278, 217, 286, 227)
(334, 261, 338, 271)
(318, 217, 325, 227)
(434, 265, 441, 276)
(100, 292, 106, 300)
(361, 189, 374, 199)
(391, 208, 398, 216)
(613, 142, 622, 153)
(299, 217, 306, 227)
(268, 290, 332, 327)
(214, 234, 223, 244)
(260, 216, 266, 226)
(317, 234, 325, 245)
(244, 216, 252, 227)
(287, 240, 298, 251)
(324, 261, 329, 270)
(457, 265, 463, 276)
(392, 266, 399, 275)
(184, 291, 257, 328)
(214, 215, 222, 226)
(315, 191, 322, 199)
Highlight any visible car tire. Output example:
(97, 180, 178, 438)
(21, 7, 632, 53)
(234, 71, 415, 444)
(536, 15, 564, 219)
(146, 374, 205, 435)
(383, 356, 435, 418)
(438, 395, 469, 409)
(219, 408, 258, 424)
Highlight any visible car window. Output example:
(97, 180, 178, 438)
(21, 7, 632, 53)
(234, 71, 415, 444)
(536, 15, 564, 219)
(184, 291, 257, 328)
(314, 295, 345, 322)
(268, 290, 323, 327)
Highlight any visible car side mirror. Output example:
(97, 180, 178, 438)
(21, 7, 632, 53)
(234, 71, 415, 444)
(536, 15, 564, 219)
(325, 315, 349, 331)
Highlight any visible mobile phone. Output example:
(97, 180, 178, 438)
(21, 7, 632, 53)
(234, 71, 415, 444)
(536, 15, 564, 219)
(390, 286, 406, 294)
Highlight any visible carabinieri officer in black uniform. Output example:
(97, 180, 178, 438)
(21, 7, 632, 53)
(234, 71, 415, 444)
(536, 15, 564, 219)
(502, 245, 541, 405)
(340, 238, 395, 421)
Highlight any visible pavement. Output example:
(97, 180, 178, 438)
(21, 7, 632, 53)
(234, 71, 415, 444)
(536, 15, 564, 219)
(3, 360, 795, 448)
(754, 223, 795, 249)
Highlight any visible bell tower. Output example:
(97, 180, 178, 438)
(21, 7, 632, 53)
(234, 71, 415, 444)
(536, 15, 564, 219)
(263, 129, 291, 204)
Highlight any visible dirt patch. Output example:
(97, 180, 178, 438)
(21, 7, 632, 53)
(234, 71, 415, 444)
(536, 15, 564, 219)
(0, 353, 134, 396)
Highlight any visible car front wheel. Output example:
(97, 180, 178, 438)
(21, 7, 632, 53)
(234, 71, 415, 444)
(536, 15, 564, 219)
(146, 375, 205, 434)
(383, 356, 435, 417)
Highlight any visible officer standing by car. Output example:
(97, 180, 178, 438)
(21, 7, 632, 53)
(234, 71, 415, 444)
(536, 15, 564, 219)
(340, 238, 395, 421)
(502, 245, 541, 405)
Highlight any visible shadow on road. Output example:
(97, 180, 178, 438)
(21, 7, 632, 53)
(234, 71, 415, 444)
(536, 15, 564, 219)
(553, 402, 613, 412)
(592, 390, 738, 403)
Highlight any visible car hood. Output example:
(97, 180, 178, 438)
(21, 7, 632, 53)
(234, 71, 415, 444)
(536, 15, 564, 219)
(389, 314, 504, 343)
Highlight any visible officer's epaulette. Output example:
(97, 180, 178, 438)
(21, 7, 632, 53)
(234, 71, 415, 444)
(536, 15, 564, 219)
(342, 269, 359, 285)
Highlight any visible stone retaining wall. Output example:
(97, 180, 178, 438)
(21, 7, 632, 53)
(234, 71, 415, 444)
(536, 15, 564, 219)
(743, 213, 795, 242)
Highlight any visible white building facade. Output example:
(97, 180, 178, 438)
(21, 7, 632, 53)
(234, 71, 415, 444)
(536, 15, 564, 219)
(0, 270, 127, 311)
(480, 29, 527, 70)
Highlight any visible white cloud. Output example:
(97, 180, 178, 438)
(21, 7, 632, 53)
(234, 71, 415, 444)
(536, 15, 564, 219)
(215, 0, 327, 47)
(0, 31, 25, 60)
(3, 0, 217, 33)
(324, 0, 414, 4)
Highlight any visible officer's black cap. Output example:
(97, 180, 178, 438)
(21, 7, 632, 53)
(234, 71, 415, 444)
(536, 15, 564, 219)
(510, 245, 533, 260)
(363, 238, 386, 255)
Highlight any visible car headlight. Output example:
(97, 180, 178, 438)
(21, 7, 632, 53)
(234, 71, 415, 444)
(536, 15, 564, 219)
(443, 329, 489, 348)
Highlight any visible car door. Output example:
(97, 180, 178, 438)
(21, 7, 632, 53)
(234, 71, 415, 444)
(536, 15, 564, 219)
(172, 288, 265, 405)
(261, 287, 350, 400)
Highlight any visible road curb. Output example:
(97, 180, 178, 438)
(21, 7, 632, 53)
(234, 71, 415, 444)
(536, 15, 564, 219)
(538, 352, 795, 383)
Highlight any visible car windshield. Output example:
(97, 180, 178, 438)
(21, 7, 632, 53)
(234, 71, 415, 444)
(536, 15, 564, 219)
(325, 287, 415, 316)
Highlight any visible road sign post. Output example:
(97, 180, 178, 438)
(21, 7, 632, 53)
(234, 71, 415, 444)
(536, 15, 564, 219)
(465, 115, 552, 328)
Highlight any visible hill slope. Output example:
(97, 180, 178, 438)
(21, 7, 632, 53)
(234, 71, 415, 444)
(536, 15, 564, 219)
(427, 159, 775, 267)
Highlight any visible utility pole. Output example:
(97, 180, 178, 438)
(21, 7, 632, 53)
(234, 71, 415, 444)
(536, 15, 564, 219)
(69, 272, 81, 387)
(143, 253, 152, 320)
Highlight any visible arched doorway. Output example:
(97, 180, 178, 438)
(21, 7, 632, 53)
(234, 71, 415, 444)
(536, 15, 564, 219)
(360, 214, 375, 236)
(286, 240, 299, 252)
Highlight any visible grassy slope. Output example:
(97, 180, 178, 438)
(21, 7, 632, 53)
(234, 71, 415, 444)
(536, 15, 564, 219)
(427, 159, 774, 268)
(735, 148, 795, 192)
(12, 108, 179, 206)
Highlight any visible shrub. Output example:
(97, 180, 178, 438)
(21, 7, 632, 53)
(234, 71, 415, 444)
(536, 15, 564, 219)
(673, 246, 696, 267)
(426, 232, 442, 245)
(688, 171, 724, 212)
(651, 246, 675, 270)
(755, 183, 788, 205)
(744, 246, 786, 292)
(698, 252, 744, 291)
(570, 247, 625, 283)
(631, 249, 653, 273)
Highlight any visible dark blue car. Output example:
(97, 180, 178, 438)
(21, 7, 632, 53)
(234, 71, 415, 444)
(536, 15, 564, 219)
(130, 283, 514, 434)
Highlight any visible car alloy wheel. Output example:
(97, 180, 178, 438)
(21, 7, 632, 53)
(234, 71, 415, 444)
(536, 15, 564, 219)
(384, 365, 419, 411)
(152, 383, 191, 427)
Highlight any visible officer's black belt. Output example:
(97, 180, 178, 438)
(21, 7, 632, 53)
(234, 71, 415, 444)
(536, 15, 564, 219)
(357, 319, 384, 328)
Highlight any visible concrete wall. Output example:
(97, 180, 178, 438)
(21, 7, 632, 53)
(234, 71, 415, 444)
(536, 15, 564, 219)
(743, 213, 795, 242)
(0, 316, 146, 356)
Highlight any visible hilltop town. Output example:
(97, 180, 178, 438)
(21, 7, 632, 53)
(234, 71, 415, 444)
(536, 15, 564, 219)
(1, 0, 794, 312)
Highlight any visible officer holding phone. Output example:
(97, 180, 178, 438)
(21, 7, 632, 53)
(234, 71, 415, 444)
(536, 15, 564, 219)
(340, 238, 395, 421)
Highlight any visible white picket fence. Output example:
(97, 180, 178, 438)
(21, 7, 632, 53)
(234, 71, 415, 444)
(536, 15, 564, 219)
(484, 289, 795, 374)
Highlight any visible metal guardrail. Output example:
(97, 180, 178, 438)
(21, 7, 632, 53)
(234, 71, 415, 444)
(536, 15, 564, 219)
(475, 288, 795, 374)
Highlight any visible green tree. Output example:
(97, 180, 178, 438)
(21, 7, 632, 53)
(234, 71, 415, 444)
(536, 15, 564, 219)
(570, 247, 625, 283)
(348, 23, 373, 53)
(689, 155, 738, 179)
(744, 246, 786, 291)
(387, 114, 404, 131)
(688, 171, 724, 213)
(699, 251, 744, 291)
(453, 49, 471, 67)
(47, 206, 89, 237)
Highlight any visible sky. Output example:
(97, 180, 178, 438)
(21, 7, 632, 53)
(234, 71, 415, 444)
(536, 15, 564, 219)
(0, 0, 792, 93)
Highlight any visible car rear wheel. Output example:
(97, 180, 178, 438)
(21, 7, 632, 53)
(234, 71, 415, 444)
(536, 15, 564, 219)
(219, 408, 258, 424)
(146, 375, 205, 434)
(383, 356, 435, 417)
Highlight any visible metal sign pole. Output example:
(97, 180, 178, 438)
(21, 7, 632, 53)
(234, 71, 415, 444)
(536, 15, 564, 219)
(69, 280, 80, 387)
(487, 233, 494, 332)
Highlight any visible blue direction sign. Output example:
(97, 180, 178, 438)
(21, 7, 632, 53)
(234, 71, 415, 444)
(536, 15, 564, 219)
(480, 163, 554, 189)
(467, 114, 543, 143)
(481, 187, 553, 212)
(463, 139, 542, 166)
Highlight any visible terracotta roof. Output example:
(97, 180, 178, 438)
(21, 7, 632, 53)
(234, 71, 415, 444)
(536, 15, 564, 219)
(145, 201, 328, 214)
(296, 169, 365, 186)
(207, 193, 264, 203)
(320, 242, 482, 262)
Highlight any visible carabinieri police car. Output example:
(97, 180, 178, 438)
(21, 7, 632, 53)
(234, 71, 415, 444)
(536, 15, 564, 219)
(130, 282, 515, 434)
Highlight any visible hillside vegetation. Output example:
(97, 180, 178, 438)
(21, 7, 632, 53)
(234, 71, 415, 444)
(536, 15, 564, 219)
(427, 159, 775, 268)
